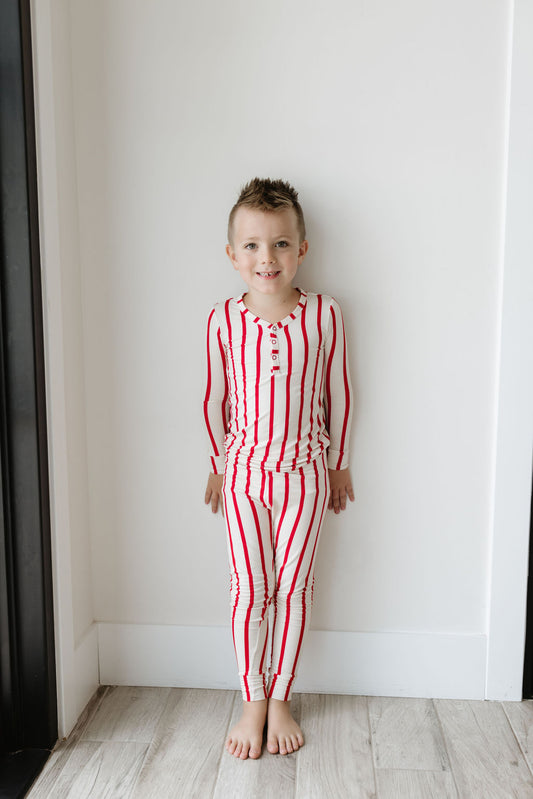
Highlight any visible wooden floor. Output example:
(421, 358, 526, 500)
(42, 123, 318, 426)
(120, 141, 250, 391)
(26, 686, 533, 798)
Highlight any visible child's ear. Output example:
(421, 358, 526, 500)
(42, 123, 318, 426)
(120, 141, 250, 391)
(298, 240, 309, 264)
(226, 243, 238, 270)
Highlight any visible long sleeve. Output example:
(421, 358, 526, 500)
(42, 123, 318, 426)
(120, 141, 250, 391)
(204, 307, 229, 474)
(323, 298, 353, 470)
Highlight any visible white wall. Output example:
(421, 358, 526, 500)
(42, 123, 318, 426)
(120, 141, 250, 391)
(33, 0, 533, 730)
(72, 0, 509, 627)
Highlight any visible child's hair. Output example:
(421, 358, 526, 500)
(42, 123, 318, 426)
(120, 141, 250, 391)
(228, 177, 306, 244)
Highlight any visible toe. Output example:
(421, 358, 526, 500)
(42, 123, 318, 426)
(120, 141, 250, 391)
(240, 742, 250, 760)
(290, 734, 300, 751)
(267, 738, 279, 754)
(249, 744, 262, 760)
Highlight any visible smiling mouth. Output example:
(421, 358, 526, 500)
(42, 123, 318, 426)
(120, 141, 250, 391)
(257, 271, 280, 278)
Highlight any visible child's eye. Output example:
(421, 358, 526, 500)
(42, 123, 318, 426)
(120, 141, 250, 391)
(275, 241, 289, 248)
(244, 243, 257, 250)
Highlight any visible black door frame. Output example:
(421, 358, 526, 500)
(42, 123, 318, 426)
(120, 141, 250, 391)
(522, 475, 533, 698)
(0, 0, 57, 794)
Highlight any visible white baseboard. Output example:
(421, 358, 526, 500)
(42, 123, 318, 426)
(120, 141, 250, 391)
(97, 623, 488, 700)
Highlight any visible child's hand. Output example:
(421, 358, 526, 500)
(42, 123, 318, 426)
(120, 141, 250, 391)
(328, 468, 354, 514)
(205, 473, 224, 516)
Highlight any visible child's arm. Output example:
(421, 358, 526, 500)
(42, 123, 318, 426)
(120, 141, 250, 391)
(203, 307, 229, 513)
(324, 298, 354, 513)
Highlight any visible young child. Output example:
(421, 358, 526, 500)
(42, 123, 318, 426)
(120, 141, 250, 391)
(204, 178, 354, 760)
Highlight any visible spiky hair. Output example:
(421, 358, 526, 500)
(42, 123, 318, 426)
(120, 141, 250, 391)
(227, 177, 306, 243)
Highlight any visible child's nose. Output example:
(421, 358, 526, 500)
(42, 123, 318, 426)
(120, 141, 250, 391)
(261, 246, 276, 263)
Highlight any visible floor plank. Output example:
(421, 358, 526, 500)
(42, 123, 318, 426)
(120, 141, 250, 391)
(27, 686, 109, 798)
(296, 694, 376, 799)
(31, 741, 148, 799)
(129, 688, 234, 799)
(435, 699, 533, 799)
(368, 697, 450, 772)
(376, 768, 458, 799)
(503, 700, 533, 771)
(81, 686, 171, 743)
(214, 693, 299, 799)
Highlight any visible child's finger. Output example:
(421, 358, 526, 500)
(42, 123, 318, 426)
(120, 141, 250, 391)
(210, 491, 225, 516)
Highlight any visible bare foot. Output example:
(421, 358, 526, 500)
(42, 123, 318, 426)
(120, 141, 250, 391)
(267, 698, 304, 755)
(225, 699, 268, 760)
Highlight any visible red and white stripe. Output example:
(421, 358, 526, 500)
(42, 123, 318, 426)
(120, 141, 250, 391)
(205, 290, 352, 701)
(204, 291, 353, 475)
(223, 454, 330, 701)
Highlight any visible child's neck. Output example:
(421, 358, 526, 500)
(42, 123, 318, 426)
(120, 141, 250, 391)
(243, 287, 301, 324)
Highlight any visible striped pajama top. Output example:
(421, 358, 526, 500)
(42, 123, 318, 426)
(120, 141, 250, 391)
(204, 290, 353, 475)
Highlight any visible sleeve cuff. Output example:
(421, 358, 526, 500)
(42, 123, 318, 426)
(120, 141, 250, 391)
(210, 455, 225, 475)
(327, 449, 350, 470)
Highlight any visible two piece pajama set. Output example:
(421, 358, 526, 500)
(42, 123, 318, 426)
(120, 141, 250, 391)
(204, 289, 353, 702)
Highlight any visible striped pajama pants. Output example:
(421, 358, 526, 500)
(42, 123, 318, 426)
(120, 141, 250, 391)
(222, 453, 330, 702)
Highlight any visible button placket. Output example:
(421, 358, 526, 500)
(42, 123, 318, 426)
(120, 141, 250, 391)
(270, 325, 280, 372)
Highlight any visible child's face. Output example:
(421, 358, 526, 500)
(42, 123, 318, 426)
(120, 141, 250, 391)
(226, 207, 308, 299)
